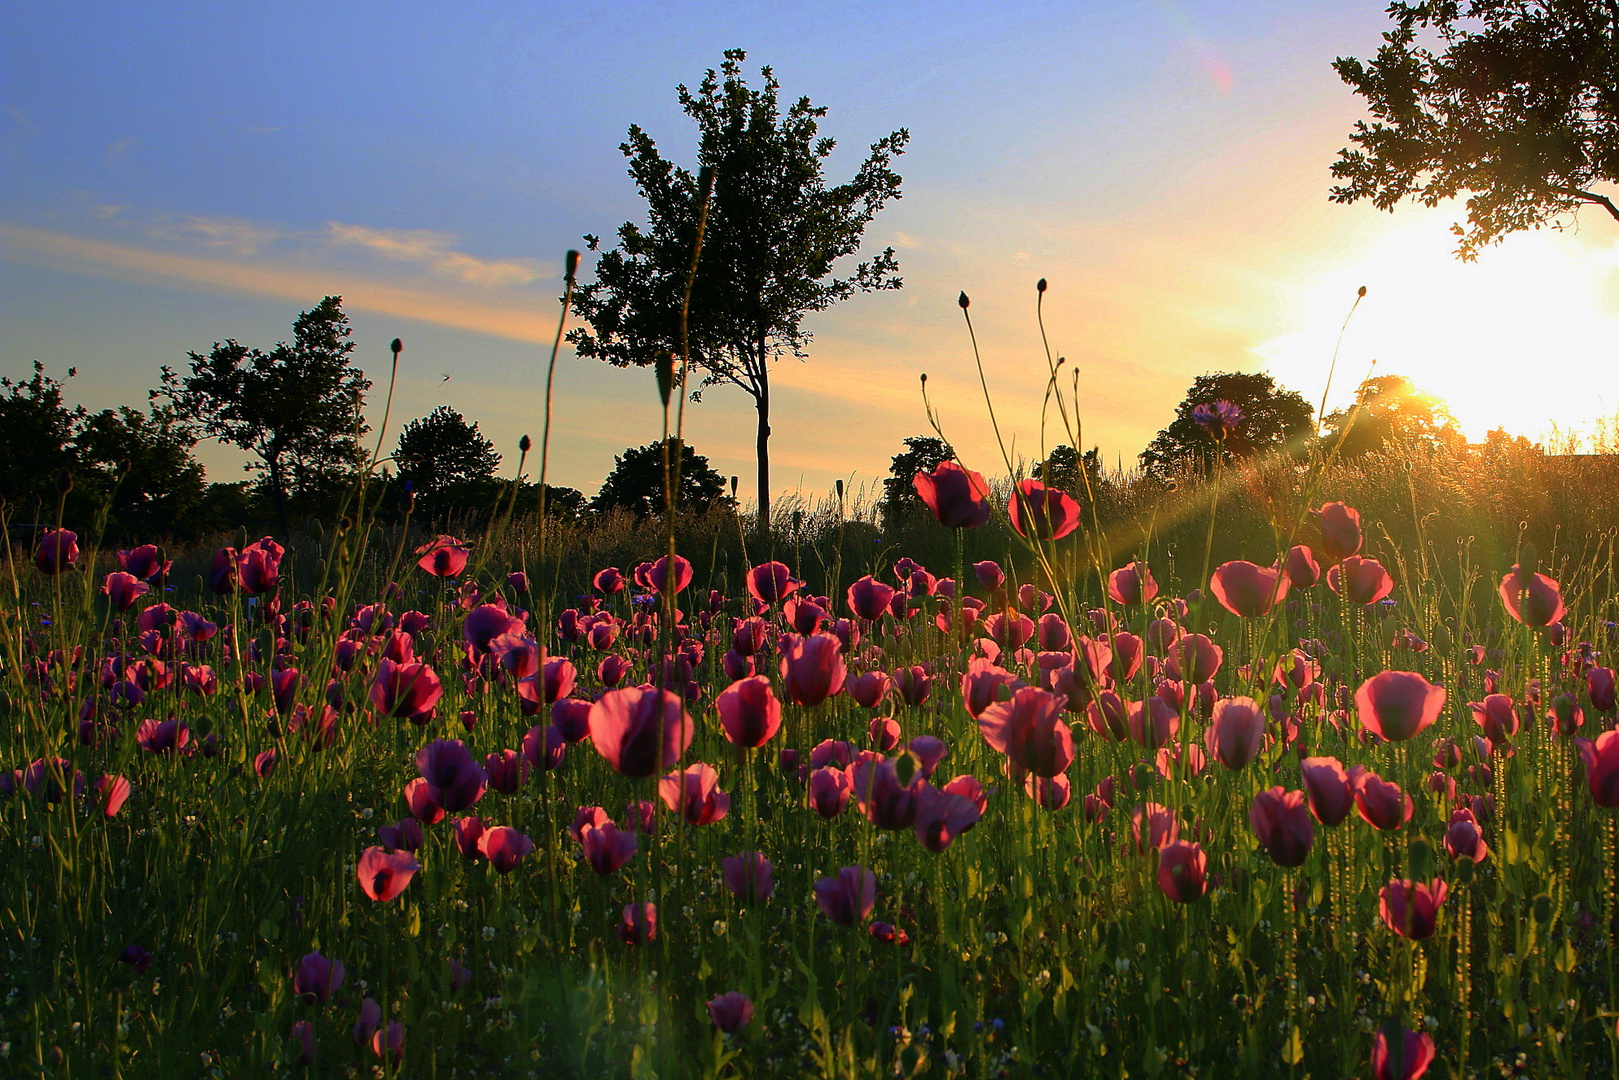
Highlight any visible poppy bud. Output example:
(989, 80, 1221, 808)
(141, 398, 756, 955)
(390, 338, 402, 355)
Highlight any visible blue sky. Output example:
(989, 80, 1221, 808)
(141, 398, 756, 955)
(6, 0, 1618, 507)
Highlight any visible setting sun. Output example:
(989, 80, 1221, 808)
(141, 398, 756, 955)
(1256, 213, 1619, 445)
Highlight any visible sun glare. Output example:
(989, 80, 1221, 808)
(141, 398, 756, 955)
(1253, 215, 1619, 447)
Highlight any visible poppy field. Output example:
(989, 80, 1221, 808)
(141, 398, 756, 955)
(5, 438, 1619, 1080)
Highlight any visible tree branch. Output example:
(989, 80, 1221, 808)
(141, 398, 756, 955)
(1552, 185, 1619, 222)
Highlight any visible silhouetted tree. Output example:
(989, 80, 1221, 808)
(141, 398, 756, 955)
(1332, 2, 1619, 258)
(162, 296, 371, 532)
(393, 406, 501, 516)
(72, 404, 206, 541)
(590, 439, 728, 518)
(570, 49, 908, 538)
(1140, 373, 1314, 477)
(1032, 444, 1103, 495)
(1322, 375, 1463, 457)
(0, 363, 84, 519)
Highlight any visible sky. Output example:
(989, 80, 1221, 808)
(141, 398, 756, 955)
(5, 0, 1619, 511)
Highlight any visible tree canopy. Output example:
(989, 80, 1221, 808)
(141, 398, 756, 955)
(393, 405, 501, 516)
(162, 296, 371, 531)
(589, 439, 729, 518)
(1332, 1, 1619, 258)
(1322, 374, 1464, 457)
(569, 49, 908, 536)
(1139, 373, 1314, 477)
(0, 362, 85, 513)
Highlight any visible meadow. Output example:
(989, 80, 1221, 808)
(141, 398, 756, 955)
(5, 378, 1619, 1080)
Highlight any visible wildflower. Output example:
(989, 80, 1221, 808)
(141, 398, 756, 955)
(1190, 399, 1242, 439)
(814, 866, 877, 926)
(1379, 878, 1447, 940)
(415, 535, 471, 578)
(34, 529, 79, 575)
(1205, 697, 1266, 770)
(1328, 555, 1395, 606)
(1007, 479, 1080, 541)
(293, 951, 345, 1004)
(356, 846, 420, 901)
(476, 827, 534, 874)
(1209, 561, 1288, 618)
(779, 632, 847, 706)
(1249, 788, 1314, 867)
(913, 461, 992, 529)
(1107, 561, 1158, 606)
(1157, 841, 1208, 902)
(1371, 1022, 1435, 1080)
(708, 991, 753, 1034)
(1312, 502, 1363, 561)
(721, 852, 774, 904)
(745, 561, 798, 604)
(1498, 564, 1566, 627)
(1356, 671, 1445, 741)
(588, 686, 693, 777)
(658, 763, 730, 825)
(978, 686, 1073, 777)
(1576, 729, 1619, 806)
(717, 676, 782, 747)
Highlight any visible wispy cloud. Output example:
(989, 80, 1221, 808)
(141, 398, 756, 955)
(326, 223, 542, 287)
(147, 216, 283, 256)
(0, 225, 557, 342)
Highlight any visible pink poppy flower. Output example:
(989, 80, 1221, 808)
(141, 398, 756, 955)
(978, 687, 1074, 777)
(357, 846, 420, 901)
(779, 632, 847, 706)
(647, 554, 692, 595)
(1379, 877, 1447, 939)
(34, 529, 79, 575)
(294, 950, 346, 1004)
(1205, 696, 1266, 770)
(1356, 671, 1445, 741)
(1107, 561, 1158, 606)
(810, 766, 854, 818)
(1327, 555, 1395, 606)
(1008, 479, 1080, 540)
(658, 763, 730, 825)
(238, 537, 284, 595)
(370, 657, 444, 720)
(721, 852, 774, 904)
(1285, 544, 1321, 588)
(477, 826, 534, 873)
(1351, 766, 1413, 830)
(1156, 841, 1208, 902)
(101, 572, 150, 612)
(913, 461, 992, 528)
(814, 865, 877, 926)
(1576, 729, 1619, 806)
(913, 784, 981, 852)
(579, 821, 638, 876)
(746, 561, 798, 604)
(588, 686, 693, 777)
(1498, 565, 1566, 627)
(1249, 787, 1314, 867)
(1371, 1024, 1435, 1080)
(415, 535, 471, 577)
(1312, 502, 1362, 561)
(1300, 756, 1355, 825)
(707, 991, 753, 1034)
(1209, 560, 1289, 618)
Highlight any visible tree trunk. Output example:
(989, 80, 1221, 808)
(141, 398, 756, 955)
(754, 358, 770, 544)
(266, 454, 291, 538)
